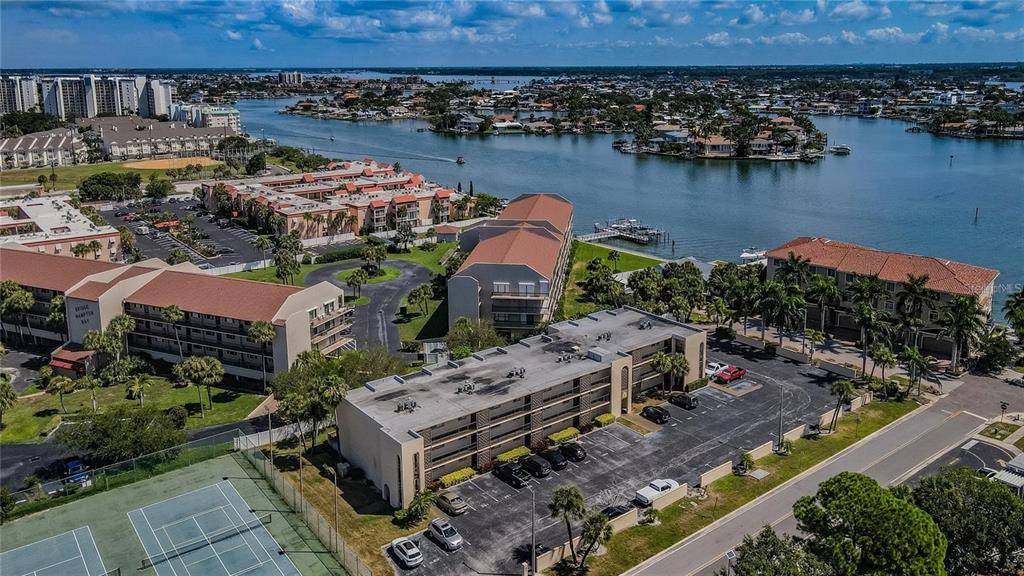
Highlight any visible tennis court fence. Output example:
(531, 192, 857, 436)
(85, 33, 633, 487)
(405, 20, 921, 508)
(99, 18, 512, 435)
(236, 435, 372, 576)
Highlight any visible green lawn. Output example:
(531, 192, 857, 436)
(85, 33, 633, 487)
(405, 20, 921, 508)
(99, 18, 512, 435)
(562, 241, 663, 318)
(587, 400, 918, 576)
(0, 162, 169, 188)
(395, 296, 447, 342)
(336, 265, 400, 284)
(1015, 436, 1024, 452)
(348, 295, 370, 306)
(225, 262, 337, 286)
(0, 377, 265, 444)
(389, 242, 455, 274)
(979, 421, 1021, 441)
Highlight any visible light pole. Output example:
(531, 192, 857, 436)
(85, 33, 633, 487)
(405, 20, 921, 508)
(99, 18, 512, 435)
(800, 308, 808, 355)
(530, 486, 537, 575)
(777, 381, 785, 452)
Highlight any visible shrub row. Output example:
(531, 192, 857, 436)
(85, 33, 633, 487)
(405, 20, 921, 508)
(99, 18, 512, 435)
(594, 413, 616, 427)
(496, 446, 531, 463)
(547, 427, 580, 444)
(439, 467, 477, 488)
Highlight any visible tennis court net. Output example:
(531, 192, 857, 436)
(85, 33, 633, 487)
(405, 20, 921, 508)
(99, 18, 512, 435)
(141, 513, 272, 568)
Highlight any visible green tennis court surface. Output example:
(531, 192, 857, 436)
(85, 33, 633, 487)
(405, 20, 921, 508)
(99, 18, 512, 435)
(128, 481, 299, 576)
(0, 527, 110, 576)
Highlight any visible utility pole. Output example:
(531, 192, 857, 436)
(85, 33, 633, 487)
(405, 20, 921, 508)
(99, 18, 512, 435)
(800, 308, 808, 355)
(777, 382, 784, 452)
(531, 487, 537, 575)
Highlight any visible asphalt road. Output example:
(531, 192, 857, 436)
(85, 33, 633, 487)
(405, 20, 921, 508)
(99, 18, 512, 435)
(1, 349, 46, 393)
(628, 373, 1024, 576)
(305, 260, 434, 351)
(396, 342, 839, 576)
(904, 437, 1015, 486)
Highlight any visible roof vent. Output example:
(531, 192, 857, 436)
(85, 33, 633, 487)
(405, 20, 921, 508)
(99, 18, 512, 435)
(456, 383, 476, 394)
(395, 400, 419, 413)
(506, 367, 526, 379)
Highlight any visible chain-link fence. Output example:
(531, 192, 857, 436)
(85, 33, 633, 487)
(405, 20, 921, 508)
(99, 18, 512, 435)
(8, 429, 242, 521)
(237, 435, 373, 576)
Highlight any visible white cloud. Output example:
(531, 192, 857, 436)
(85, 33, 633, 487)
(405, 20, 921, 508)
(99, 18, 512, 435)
(865, 26, 924, 42)
(250, 37, 269, 50)
(729, 4, 770, 28)
(909, 1, 1020, 25)
(839, 29, 864, 43)
(778, 8, 816, 25)
(921, 21, 950, 43)
(279, 0, 316, 23)
(758, 32, 811, 45)
(703, 31, 733, 46)
(225, 29, 242, 40)
(629, 16, 647, 27)
(817, 34, 837, 44)
(829, 0, 892, 21)
(953, 25, 1024, 41)
(593, 12, 613, 24)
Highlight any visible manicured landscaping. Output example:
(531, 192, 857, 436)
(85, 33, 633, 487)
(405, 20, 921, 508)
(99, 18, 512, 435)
(388, 242, 455, 274)
(336, 265, 400, 284)
(587, 400, 918, 576)
(395, 296, 446, 342)
(562, 241, 662, 318)
(0, 161, 168, 187)
(225, 262, 337, 286)
(979, 421, 1021, 441)
(0, 377, 265, 444)
(348, 295, 370, 306)
(1015, 436, 1024, 452)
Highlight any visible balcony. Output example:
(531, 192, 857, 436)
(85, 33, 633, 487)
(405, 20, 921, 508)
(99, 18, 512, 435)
(491, 291, 549, 300)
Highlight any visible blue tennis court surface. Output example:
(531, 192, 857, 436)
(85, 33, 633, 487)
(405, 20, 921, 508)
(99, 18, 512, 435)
(127, 480, 300, 576)
(0, 527, 109, 576)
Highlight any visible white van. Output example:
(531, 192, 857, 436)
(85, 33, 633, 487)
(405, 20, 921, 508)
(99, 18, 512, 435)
(136, 225, 150, 235)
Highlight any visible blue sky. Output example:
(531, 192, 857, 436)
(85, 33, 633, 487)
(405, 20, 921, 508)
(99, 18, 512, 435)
(2, 1, 1022, 69)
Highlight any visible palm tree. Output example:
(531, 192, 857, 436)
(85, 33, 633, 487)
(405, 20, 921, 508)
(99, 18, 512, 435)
(847, 274, 885, 309)
(347, 268, 368, 298)
(107, 314, 135, 361)
(549, 485, 586, 564)
(248, 320, 276, 392)
(940, 295, 986, 372)
(126, 374, 153, 406)
(254, 235, 273, 263)
(806, 275, 840, 333)
(607, 250, 621, 272)
(776, 251, 811, 288)
(1002, 289, 1024, 338)
(733, 277, 761, 335)
(46, 375, 76, 414)
(897, 274, 937, 345)
(708, 297, 731, 327)
(0, 375, 17, 429)
(871, 343, 897, 383)
(805, 329, 825, 363)
(79, 375, 100, 412)
(900, 345, 934, 397)
(1, 288, 34, 344)
(757, 280, 786, 341)
(828, 379, 856, 432)
(851, 303, 880, 376)
(773, 287, 806, 345)
(652, 351, 690, 393)
(576, 512, 614, 568)
(161, 304, 185, 361)
(37, 174, 48, 190)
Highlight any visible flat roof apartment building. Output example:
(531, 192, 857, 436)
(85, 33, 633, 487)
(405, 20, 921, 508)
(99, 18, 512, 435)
(337, 307, 706, 507)
(767, 236, 999, 355)
(448, 193, 573, 335)
(0, 195, 121, 261)
(0, 245, 353, 379)
(203, 160, 462, 238)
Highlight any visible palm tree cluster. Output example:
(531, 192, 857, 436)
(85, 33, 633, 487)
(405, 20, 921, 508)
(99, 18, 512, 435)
(548, 485, 613, 575)
(579, 259, 706, 321)
(0, 280, 35, 345)
(273, 232, 304, 285)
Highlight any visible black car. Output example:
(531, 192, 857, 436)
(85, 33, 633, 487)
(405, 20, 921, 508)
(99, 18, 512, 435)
(113, 210, 128, 217)
(600, 503, 634, 518)
(522, 455, 551, 478)
(669, 393, 700, 410)
(641, 405, 670, 424)
(540, 449, 568, 471)
(495, 463, 532, 488)
(559, 442, 587, 463)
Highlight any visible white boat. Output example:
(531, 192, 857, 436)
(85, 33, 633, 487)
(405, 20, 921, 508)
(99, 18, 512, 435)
(740, 247, 766, 261)
(829, 144, 851, 155)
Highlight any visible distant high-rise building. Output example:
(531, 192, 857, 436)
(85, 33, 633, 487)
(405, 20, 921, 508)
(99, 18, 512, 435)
(2, 74, 158, 119)
(278, 71, 304, 85)
(140, 79, 174, 118)
(0, 76, 40, 114)
(41, 77, 89, 120)
(170, 103, 241, 134)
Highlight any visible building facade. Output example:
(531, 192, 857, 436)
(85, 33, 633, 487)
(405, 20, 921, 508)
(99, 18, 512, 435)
(2, 75, 169, 119)
(0, 128, 88, 169)
(448, 193, 573, 335)
(0, 195, 121, 260)
(766, 236, 999, 355)
(84, 116, 230, 161)
(337, 307, 706, 508)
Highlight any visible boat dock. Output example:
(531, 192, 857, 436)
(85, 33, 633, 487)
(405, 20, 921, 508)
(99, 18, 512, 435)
(578, 219, 666, 244)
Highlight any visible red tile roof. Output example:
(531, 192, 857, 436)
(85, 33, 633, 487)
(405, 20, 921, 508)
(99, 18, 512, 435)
(370, 200, 388, 209)
(125, 270, 302, 322)
(767, 237, 998, 297)
(497, 194, 573, 235)
(434, 224, 458, 234)
(393, 194, 418, 204)
(435, 189, 452, 199)
(459, 228, 562, 279)
(0, 246, 124, 292)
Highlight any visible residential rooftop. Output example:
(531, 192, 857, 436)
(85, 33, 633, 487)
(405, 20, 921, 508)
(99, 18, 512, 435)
(345, 307, 701, 440)
(0, 195, 118, 245)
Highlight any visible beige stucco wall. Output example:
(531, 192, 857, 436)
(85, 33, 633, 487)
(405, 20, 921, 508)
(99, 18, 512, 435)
(336, 399, 423, 508)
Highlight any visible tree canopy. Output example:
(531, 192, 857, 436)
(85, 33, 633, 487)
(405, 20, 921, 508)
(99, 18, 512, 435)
(717, 526, 833, 576)
(55, 404, 186, 464)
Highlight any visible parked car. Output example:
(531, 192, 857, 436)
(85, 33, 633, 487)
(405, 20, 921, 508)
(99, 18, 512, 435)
(113, 210, 128, 217)
(559, 442, 587, 463)
(978, 467, 999, 479)
(640, 405, 670, 424)
(705, 362, 728, 378)
(1007, 377, 1024, 388)
(540, 449, 568, 471)
(168, 197, 177, 203)
(206, 215, 218, 223)
(522, 455, 552, 478)
(436, 491, 468, 516)
(197, 263, 214, 271)
(669, 393, 700, 410)
(495, 463, 532, 488)
(136, 226, 150, 235)
(635, 479, 679, 506)
(64, 459, 90, 486)
(147, 207, 160, 214)
(717, 366, 747, 383)
(216, 218, 230, 228)
(429, 518, 464, 551)
(215, 247, 236, 255)
(600, 503, 634, 518)
(391, 537, 423, 568)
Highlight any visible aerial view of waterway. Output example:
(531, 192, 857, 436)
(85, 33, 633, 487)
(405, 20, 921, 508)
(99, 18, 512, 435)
(236, 97, 1023, 315)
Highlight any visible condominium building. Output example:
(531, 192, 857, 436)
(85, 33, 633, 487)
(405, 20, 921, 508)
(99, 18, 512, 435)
(337, 307, 706, 507)
(0, 244, 354, 379)
(203, 160, 462, 238)
(85, 116, 230, 161)
(766, 236, 999, 355)
(279, 71, 304, 85)
(41, 77, 89, 120)
(3, 75, 166, 119)
(0, 195, 121, 260)
(448, 193, 573, 335)
(0, 127, 87, 169)
(170, 103, 241, 134)
(0, 76, 40, 114)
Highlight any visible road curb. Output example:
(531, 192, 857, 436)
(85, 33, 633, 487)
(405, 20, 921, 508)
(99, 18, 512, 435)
(623, 399, 932, 576)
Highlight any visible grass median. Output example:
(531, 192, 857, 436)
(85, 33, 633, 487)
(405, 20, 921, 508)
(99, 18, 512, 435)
(587, 399, 918, 576)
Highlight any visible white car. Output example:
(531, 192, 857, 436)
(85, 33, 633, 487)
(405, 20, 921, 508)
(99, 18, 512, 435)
(705, 362, 728, 378)
(391, 537, 423, 568)
(635, 479, 679, 506)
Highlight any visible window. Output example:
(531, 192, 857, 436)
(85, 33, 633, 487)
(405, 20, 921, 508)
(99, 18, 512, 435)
(827, 268, 836, 277)
(845, 273, 856, 283)
(308, 308, 317, 321)
(886, 282, 896, 293)
(518, 282, 535, 294)
(929, 309, 939, 322)
(493, 282, 510, 293)
(885, 301, 896, 312)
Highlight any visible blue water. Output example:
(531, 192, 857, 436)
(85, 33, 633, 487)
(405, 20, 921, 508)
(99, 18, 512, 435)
(237, 98, 1023, 316)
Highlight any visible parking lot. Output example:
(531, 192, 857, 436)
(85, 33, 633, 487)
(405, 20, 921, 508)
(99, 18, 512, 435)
(394, 341, 839, 576)
(905, 437, 1015, 486)
(99, 197, 266, 267)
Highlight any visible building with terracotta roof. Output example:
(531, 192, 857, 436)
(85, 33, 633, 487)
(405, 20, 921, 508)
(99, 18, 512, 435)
(202, 160, 462, 238)
(0, 195, 122, 261)
(766, 236, 999, 355)
(448, 194, 573, 335)
(0, 244, 353, 379)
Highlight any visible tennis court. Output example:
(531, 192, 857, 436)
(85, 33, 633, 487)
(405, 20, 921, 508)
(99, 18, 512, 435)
(127, 480, 300, 576)
(0, 527, 110, 576)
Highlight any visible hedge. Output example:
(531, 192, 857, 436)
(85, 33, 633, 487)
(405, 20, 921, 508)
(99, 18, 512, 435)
(594, 413, 616, 427)
(315, 245, 366, 264)
(496, 446, 531, 463)
(548, 427, 580, 444)
(439, 467, 477, 488)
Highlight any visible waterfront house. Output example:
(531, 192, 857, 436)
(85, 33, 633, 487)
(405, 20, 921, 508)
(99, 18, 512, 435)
(695, 135, 736, 157)
(456, 114, 485, 133)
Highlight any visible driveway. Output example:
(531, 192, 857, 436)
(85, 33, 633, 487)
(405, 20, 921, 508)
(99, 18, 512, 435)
(1, 349, 47, 393)
(400, 342, 838, 576)
(304, 260, 434, 350)
(904, 437, 1016, 486)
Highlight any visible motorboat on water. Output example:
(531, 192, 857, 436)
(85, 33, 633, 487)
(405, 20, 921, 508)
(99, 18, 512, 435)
(829, 144, 851, 155)
(740, 247, 766, 261)
(456, 156, 466, 165)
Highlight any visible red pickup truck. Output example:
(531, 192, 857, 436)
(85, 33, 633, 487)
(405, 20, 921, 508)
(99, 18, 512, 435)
(717, 366, 747, 383)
